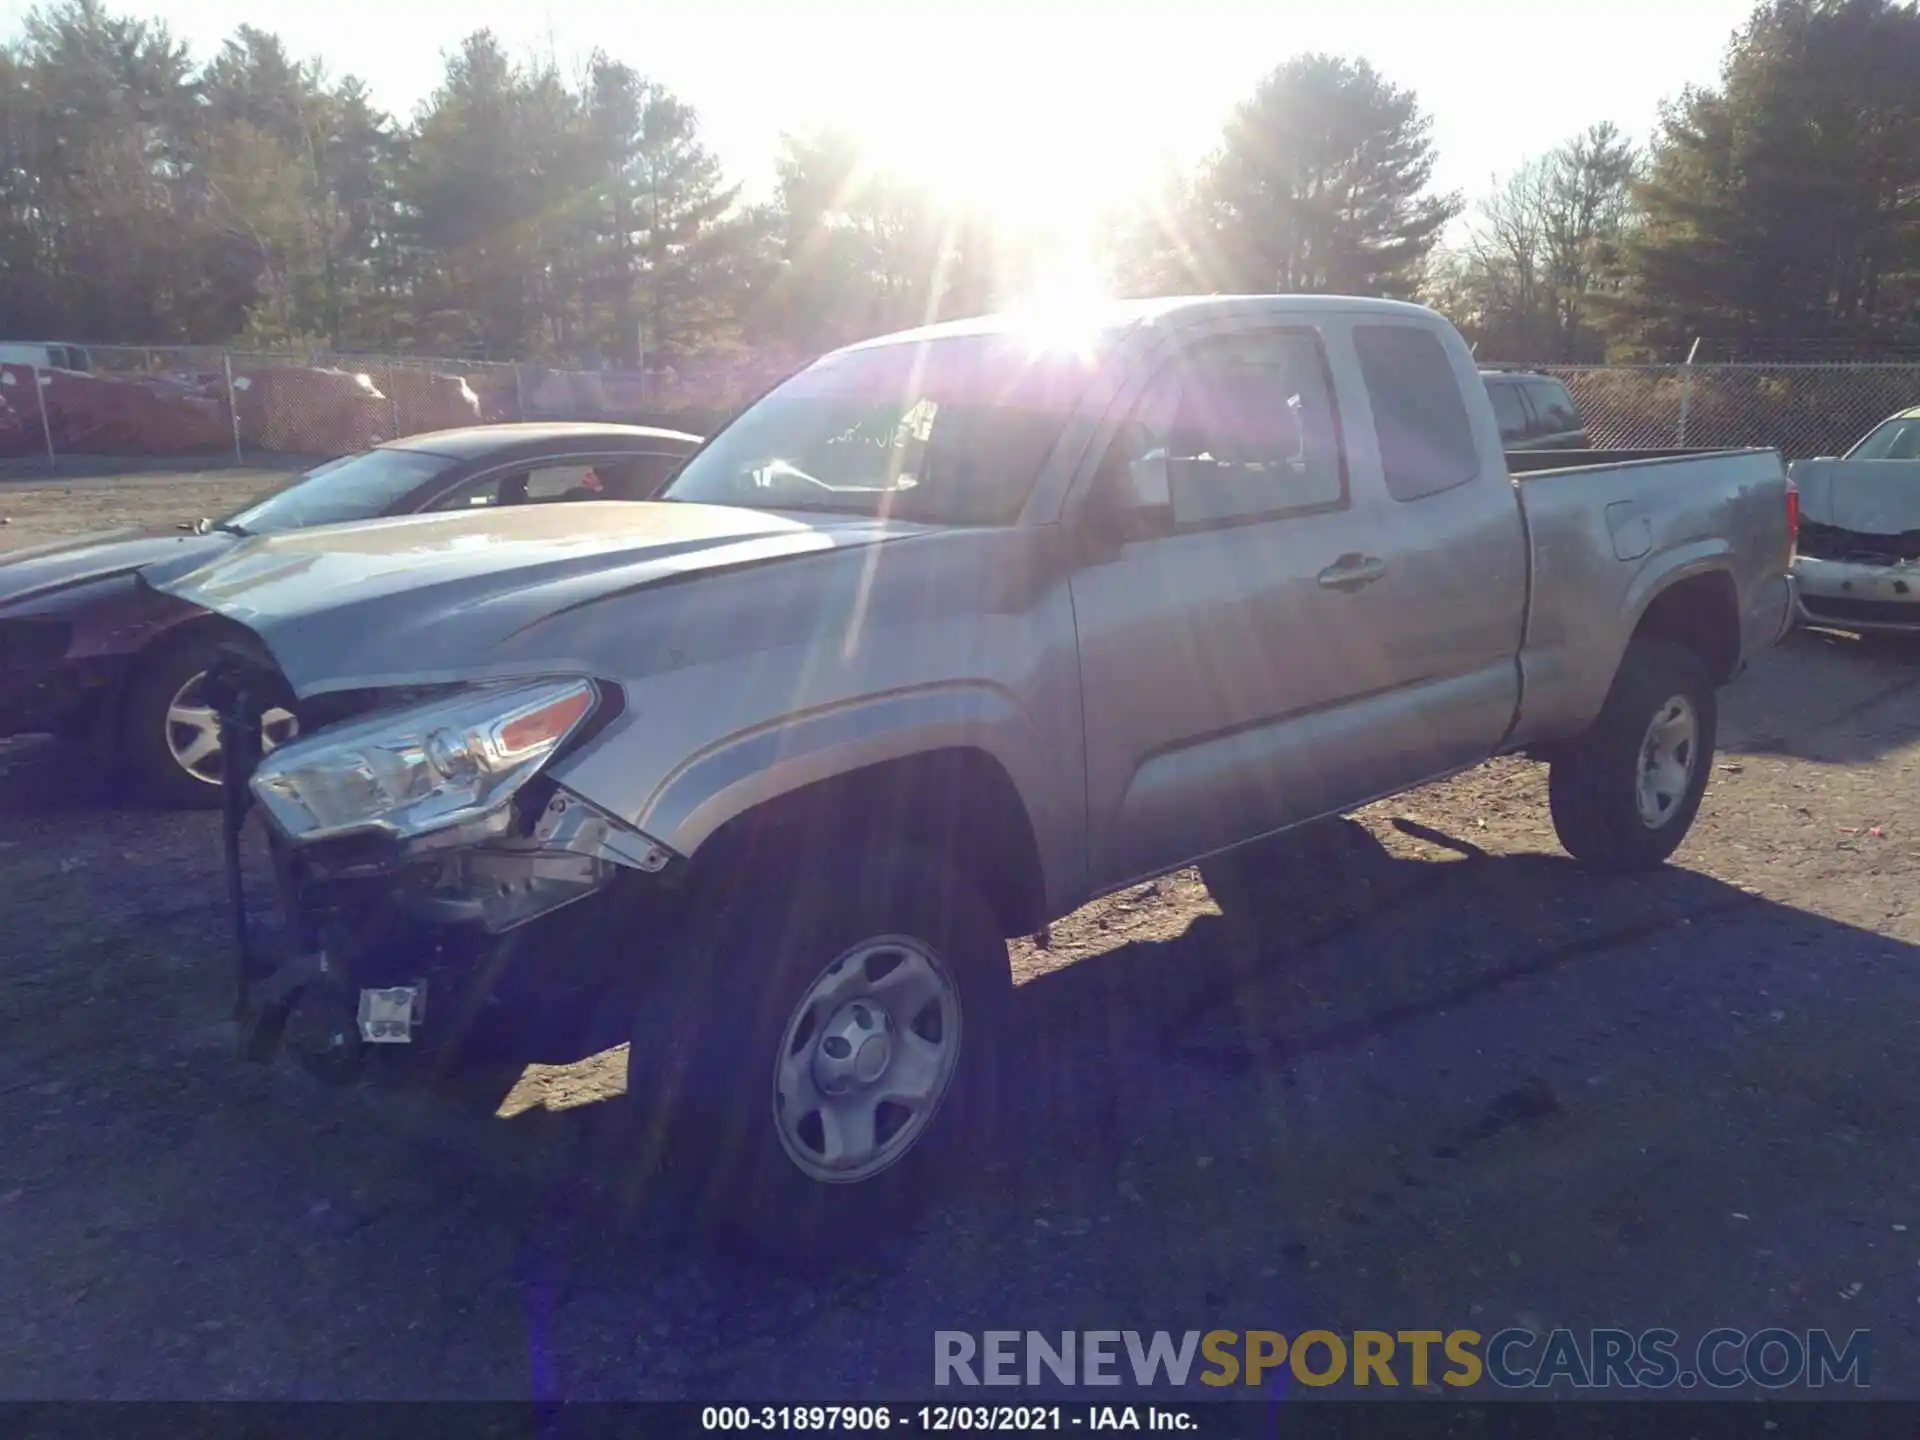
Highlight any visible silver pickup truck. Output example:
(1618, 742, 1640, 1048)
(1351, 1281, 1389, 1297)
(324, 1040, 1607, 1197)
(154, 295, 1797, 1261)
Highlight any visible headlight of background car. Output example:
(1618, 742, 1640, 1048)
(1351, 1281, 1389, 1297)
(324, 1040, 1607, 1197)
(249, 678, 601, 844)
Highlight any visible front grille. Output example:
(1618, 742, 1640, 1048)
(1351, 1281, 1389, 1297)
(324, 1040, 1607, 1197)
(1799, 594, 1920, 626)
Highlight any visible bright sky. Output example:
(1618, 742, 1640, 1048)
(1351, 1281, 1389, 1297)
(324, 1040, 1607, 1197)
(4, 0, 1759, 228)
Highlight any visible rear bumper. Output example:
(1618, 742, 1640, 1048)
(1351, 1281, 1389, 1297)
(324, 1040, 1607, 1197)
(1793, 556, 1920, 633)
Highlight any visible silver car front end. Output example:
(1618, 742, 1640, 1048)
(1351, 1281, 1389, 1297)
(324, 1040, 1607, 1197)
(1794, 554, 1920, 634)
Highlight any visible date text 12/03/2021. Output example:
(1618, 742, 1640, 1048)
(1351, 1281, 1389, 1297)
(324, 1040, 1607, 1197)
(701, 1407, 1192, 1431)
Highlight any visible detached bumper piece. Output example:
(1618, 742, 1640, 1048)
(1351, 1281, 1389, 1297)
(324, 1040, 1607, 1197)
(206, 650, 681, 1080)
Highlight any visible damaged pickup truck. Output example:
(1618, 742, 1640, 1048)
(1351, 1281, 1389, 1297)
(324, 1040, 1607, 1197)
(1792, 405, 1920, 634)
(150, 295, 1799, 1261)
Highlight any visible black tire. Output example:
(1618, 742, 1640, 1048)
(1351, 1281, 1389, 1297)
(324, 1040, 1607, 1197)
(1548, 639, 1717, 871)
(626, 845, 1010, 1265)
(121, 630, 233, 809)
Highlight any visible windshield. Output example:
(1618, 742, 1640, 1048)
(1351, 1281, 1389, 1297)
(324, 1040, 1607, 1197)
(1846, 417, 1920, 461)
(660, 334, 1105, 525)
(222, 448, 454, 533)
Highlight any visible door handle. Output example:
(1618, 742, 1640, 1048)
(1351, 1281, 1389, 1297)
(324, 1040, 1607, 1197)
(1316, 554, 1388, 591)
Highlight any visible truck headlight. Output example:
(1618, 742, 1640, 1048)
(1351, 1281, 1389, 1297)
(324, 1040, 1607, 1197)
(249, 678, 602, 844)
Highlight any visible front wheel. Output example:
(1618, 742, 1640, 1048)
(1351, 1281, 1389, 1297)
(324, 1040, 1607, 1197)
(627, 846, 1010, 1264)
(1548, 640, 1717, 871)
(120, 632, 298, 809)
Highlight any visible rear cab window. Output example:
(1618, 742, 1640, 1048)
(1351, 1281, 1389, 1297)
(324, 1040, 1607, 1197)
(1522, 379, 1580, 434)
(1485, 381, 1530, 443)
(1352, 324, 1481, 502)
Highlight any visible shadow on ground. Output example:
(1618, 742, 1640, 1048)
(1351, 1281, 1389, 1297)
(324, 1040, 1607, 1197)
(0, 736, 167, 815)
(1720, 625, 1920, 764)
(410, 811, 1912, 1237)
(7, 634, 1920, 1397)
(6, 791, 1916, 1396)
(362, 812, 1920, 1399)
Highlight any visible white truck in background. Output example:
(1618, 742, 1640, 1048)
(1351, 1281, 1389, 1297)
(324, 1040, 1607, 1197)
(0, 341, 93, 373)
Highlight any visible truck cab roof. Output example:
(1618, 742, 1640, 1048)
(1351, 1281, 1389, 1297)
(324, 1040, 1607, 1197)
(835, 294, 1450, 356)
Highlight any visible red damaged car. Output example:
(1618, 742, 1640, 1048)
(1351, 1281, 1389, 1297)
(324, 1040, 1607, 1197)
(0, 422, 702, 805)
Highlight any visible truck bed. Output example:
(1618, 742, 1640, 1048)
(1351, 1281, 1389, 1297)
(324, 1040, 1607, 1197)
(1502, 445, 1795, 751)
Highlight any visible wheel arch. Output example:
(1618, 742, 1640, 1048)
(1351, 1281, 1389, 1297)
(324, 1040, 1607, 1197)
(682, 745, 1050, 940)
(1522, 565, 1739, 766)
(1627, 567, 1741, 686)
(64, 610, 253, 751)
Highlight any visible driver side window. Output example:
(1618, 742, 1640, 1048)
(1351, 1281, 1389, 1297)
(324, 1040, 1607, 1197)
(427, 470, 525, 512)
(526, 464, 598, 500)
(1131, 330, 1347, 528)
(425, 463, 600, 512)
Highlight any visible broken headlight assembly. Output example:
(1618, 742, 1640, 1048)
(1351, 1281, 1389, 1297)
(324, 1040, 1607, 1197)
(249, 677, 605, 847)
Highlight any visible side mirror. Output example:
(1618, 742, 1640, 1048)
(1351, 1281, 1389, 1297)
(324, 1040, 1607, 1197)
(191, 517, 210, 535)
(1124, 451, 1173, 513)
(1089, 434, 1174, 540)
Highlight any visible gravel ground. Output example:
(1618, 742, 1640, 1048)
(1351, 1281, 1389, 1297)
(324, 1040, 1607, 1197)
(2, 474, 1918, 1403)
(0, 470, 295, 550)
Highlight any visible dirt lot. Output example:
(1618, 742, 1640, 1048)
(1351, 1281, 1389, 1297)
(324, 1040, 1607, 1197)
(3, 472, 1919, 1402)
(0, 469, 295, 550)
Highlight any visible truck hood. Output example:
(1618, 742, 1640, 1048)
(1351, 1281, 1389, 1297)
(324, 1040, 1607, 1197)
(1788, 458, 1920, 534)
(147, 500, 930, 696)
(0, 527, 235, 607)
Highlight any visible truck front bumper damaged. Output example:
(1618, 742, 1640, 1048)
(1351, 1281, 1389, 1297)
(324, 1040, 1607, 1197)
(206, 648, 677, 1077)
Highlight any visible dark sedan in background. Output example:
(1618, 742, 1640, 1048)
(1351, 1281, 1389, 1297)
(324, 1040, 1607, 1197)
(1482, 369, 1592, 450)
(0, 421, 702, 805)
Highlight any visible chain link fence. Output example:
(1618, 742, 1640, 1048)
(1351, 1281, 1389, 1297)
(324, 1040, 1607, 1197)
(0, 343, 798, 470)
(1533, 362, 1920, 459)
(16, 343, 1914, 472)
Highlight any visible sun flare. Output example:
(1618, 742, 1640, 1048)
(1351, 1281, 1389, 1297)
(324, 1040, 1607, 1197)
(1003, 261, 1117, 357)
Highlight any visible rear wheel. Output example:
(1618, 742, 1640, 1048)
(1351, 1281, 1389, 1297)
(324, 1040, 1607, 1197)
(626, 845, 1009, 1264)
(1548, 640, 1717, 870)
(121, 631, 298, 809)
